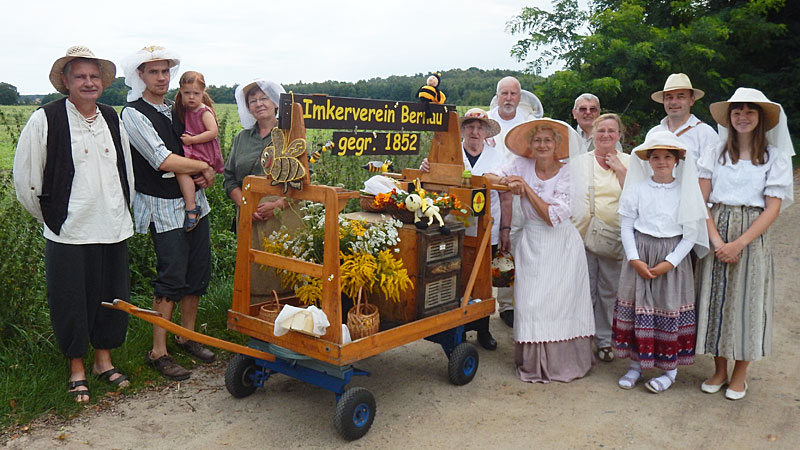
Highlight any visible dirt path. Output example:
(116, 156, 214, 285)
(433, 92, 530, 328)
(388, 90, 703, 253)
(4, 177, 800, 449)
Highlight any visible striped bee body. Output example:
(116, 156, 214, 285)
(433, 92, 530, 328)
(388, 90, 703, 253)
(261, 127, 308, 193)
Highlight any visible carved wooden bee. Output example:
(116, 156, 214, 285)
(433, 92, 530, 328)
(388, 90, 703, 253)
(261, 127, 307, 193)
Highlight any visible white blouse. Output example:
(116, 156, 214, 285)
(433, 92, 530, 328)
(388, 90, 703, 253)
(697, 143, 793, 208)
(618, 178, 696, 267)
(493, 158, 572, 226)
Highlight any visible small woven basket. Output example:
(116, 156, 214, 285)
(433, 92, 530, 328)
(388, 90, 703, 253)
(258, 291, 281, 323)
(347, 288, 379, 340)
(359, 194, 384, 212)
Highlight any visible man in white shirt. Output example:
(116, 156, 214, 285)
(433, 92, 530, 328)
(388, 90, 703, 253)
(121, 46, 217, 381)
(14, 46, 135, 402)
(646, 73, 718, 164)
(487, 77, 539, 327)
(572, 93, 601, 152)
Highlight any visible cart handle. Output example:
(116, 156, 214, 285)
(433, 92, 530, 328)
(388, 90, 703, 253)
(102, 299, 276, 362)
(461, 217, 493, 308)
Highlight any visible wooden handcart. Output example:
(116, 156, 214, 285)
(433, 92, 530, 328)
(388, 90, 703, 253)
(106, 95, 497, 441)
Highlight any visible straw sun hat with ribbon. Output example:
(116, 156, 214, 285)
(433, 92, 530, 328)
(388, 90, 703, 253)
(651, 73, 705, 103)
(632, 130, 687, 160)
(49, 46, 116, 95)
(504, 118, 571, 160)
(458, 108, 500, 138)
(709, 87, 781, 131)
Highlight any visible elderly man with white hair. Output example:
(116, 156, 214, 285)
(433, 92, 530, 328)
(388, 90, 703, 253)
(14, 46, 135, 402)
(487, 76, 543, 327)
(121, 45, 217, 381)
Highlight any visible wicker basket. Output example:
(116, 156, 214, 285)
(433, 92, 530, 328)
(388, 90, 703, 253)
(347, 288, 379, 340)
(359, 194, 384, 212)
(258, 291, 282, 323)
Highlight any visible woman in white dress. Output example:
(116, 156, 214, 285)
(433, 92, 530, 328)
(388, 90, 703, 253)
(486, 118, 595, 383)
(695, 88, 794, 400)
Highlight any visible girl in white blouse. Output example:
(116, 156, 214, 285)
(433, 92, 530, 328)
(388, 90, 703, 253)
(613, 131, 709, 393)
(695, 88, 794, 401)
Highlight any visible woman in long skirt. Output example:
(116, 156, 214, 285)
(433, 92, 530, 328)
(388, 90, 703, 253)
(487, 118, 595, 383)
(695, 88, 794, 400)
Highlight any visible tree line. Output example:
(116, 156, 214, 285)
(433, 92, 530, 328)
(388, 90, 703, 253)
(3, 68, 543, 108)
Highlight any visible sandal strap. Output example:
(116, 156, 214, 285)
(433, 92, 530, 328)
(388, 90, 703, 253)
(95, 367, 121, 379)
(67, 379, 89, 390)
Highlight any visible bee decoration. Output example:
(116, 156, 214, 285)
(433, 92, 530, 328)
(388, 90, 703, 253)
(309, 140, 334, 164)
(261, 127, 307, 193)
(362, 160, 394, 173)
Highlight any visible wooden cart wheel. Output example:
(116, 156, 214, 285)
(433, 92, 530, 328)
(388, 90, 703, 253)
(333, 387, 376, 441)
(448, 342, 479, 386)
(225, 354, 258, 398)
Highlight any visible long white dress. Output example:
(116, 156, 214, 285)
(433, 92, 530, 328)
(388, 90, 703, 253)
(494, 158, 595, 382)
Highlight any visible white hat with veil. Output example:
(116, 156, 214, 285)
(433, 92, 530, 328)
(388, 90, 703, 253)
(234, 80, 286, 130)
(121, 45, 181, 102)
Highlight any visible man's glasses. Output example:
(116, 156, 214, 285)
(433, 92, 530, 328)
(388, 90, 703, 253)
(578, 107, 598, 113)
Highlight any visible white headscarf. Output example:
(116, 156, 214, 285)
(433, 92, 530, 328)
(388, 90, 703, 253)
(121, 45, 181, 102)
(234, 79, 286, 130)
(621, 131, 710, 258)
(716, 104, 795, 211)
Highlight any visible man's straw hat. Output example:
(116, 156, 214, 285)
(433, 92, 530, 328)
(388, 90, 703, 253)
(651, 73, 705, 103)
(49, 46, 116, 95)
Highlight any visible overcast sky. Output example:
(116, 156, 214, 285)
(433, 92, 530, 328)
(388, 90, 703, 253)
(0, 0, 565, 95)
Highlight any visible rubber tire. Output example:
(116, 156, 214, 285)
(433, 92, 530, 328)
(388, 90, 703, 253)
(448, 342, 479, 386)
(225, 354, 258, 398)
(333, 387, 376, 441)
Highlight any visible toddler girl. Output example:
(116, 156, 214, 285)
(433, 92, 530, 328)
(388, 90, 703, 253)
(174, 71, 224, 231)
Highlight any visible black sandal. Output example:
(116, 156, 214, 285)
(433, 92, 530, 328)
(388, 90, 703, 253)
(94, 367, 129, 387)
(184, 206, 202, 232)
(68, 379, 90, 402)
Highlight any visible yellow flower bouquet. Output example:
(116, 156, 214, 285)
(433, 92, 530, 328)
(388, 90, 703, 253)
(262, 203, 412, 306)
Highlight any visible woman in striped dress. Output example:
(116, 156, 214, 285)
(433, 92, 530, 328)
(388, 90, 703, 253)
(695, 88, 794, 401)
(486, 118, 595, 383)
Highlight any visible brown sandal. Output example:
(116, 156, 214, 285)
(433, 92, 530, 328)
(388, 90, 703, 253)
(598, 347, 615, 362)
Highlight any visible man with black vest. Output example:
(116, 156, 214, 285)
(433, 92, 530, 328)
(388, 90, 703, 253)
(14, 46, 135, 403)
(121, 46, 216, 381)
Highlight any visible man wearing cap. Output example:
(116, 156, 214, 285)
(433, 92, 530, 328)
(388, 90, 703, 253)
(120, 46, 216, 380)
(14, 46, 135, 402)
(487, 76, 541, 328)
(646, 73, 718, 164)
(420, 108, 502, 350)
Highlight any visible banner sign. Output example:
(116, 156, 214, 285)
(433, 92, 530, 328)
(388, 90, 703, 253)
(279, 93, 451, 132)
(331, 131, 420, 156)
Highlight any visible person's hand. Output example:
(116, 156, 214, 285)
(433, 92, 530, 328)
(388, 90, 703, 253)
(499, 229, 511, 252)
(254, 199, 285, 222)
(507, 180, 528, 196)
(649, 261, 674, 277)
(715, 241, 743, 264)
(605, 153, 624, 173)
(709, 234, 725, 251)
(630, 259, 655, 279)
(192, 173, 210, 189)
(419, 158, 430, 173)
(180, 133, 194, 145)
(201, 165, 216, 187)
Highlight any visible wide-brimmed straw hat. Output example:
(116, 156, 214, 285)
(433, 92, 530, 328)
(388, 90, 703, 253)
(504, 118, 571, 160)
(709, 87, 781, 131)
(49, 46, 116, 95)
(458, 108, 500, 138)
(651, 73, 705, 103)
(633, 130, 687, 160)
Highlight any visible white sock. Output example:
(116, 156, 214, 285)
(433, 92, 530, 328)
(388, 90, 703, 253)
(618, 361, 642, 388)
(648, 369, 677, 392)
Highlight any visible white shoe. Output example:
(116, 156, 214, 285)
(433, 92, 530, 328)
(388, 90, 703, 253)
(725, 382, 748, 400)
(700, 380, 727, 394)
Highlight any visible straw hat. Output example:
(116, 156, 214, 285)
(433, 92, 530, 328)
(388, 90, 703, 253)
(709, 87, 781, 131)
(49, 46, 116, 95)
(632, 130, 687, 160)
(504, 118, 570, 160)
(458, 108, 500, 138)
(651, 73, 705, 103)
